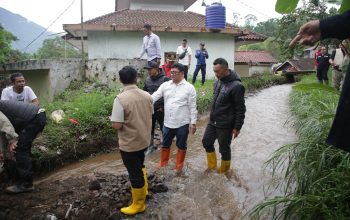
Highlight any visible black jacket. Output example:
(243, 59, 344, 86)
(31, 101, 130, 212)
(321, 10, 350, 151)
(143, 71, 169, 111)
(0, 100, 39, 133)
(209, 70, 246, 129)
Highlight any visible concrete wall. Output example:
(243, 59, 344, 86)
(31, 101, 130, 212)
(250, 65, 272, 76)
(85, 59, 147, 87)
(0, 59, 83, 102)
(130, 0, 185, 11)
(234, 64, 273, 77)
(87, 31, 236, 79)
(234, 64, 249, 77)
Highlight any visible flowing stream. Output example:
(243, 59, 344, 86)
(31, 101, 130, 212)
(37, 84, 297, 219)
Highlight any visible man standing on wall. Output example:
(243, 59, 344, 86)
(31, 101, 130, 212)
(192, 42, 209, 85)
(143, 61, 169, 151)
(176, 39, 192, 80)
(1, 72, 39, 104)
(152, 63, 197, 173)
(111, 66, 153, 215)
(136, 24, 161, 65)
(202, 58, 246, 174)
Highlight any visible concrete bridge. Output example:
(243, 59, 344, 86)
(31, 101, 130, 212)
(0, 59, 147, 102)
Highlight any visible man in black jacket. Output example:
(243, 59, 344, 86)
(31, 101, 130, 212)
(202, 58, 246, 173)
(290, 10, 350, 152)
(143, 61, 169, 151)
(0, 101, 47, 193)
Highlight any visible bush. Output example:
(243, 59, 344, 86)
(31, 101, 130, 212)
(250, 75, 350, 219)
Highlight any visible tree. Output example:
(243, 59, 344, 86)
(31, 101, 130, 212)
(232, 12, 242, 27)
(0, 25, 17, 64)
(244, 14, 258, 29)
(36, 36, 81, 59)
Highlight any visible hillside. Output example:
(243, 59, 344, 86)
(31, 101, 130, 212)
(0, 7, 53, 53)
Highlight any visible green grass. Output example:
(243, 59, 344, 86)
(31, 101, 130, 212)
(250, 74, 350, 219)
(33, 81, 121, 170)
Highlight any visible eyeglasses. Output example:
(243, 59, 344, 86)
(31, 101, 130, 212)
(170, 71, 180, 75)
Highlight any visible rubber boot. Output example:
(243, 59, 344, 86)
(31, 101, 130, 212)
(206, 152, 217, 170)
(159, 147, 170, 167)
(120, 186, 146, 215)
(142, 167, 148, 196)
(219, 160, 231, 173)
(175, 149, 186, 172)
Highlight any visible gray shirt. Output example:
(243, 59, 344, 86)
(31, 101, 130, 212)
(139, 32, 161, 61)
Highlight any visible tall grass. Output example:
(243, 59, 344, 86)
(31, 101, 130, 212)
(250, 75, 350, 219)
(32, 81, 120, 170)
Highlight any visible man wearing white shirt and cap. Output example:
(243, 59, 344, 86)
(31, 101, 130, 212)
(152, 63, 197, 173)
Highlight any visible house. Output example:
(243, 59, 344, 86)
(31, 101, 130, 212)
(274, 58, 315, 74)
(234, 51, 277, 77)
(63, 0, 265, 78)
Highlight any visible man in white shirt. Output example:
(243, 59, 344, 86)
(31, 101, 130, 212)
(176, 39, 192, 80)
(1, 72, 39, 105)
(137, 24, 161, 65)
(152, 63, 197, 173)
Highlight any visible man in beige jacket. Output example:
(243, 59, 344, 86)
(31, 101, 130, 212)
(0, 111, 18, 176)
(111, 66, 153, 215)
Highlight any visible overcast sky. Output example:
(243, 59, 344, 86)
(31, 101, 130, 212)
(0, 0, 281, 33)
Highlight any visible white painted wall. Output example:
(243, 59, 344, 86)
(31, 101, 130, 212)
(130, 0, 185, 11)
(88, 31, 236, 79)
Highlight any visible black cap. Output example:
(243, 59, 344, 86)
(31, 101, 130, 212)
(144, 61, 160, 69)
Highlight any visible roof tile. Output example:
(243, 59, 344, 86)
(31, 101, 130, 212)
(234, 51, 277, 63)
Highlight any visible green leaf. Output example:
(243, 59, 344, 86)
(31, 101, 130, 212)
(319, 114, 335, 120)
(339, 0, 350, 13)
(275, 0, 299, 14)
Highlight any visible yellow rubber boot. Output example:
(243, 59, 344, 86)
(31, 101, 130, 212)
(142, 167, 148, 196)
(120, 186, 146, 215)
(219, 160, 231, 173)
(206, 152, 217, 170)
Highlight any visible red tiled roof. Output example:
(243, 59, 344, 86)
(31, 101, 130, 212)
(85, 9, 235, 29)
(276, 58, 315, 72)
(236, 31, 267, 41)
(234, 51, 277, 63)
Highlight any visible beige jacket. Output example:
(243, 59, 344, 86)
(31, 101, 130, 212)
(0, 111, 18, 153)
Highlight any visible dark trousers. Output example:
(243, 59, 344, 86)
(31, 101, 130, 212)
(15, 112, 47, 184)
(202, 123, 233, 160)
(192, 65, 206, 85)
(120, 148, 146, 188)
(162, 124, 189, 150)
(151, 110, 164, 136)
(184, 65, 189, 80)
(327, 65, 350, 151)
(316, 67, 329, 82)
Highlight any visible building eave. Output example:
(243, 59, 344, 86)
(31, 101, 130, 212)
(63, 24, 248, 37)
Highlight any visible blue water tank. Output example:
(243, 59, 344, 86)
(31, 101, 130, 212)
(205, 2, 226, 29)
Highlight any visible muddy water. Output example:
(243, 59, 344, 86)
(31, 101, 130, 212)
(37, 84, 297, 219)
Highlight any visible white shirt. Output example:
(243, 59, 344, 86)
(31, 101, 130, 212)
(152, 79, 197, 128)
(1, 86, 37, 103)
(139, 32, 161, 61)
(176, 46, 192, 66)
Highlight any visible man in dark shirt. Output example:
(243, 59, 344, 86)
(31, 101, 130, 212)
(143, 61, 169, 151)
(316, 46, 331, 84)
(192, 42, 209, 85)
